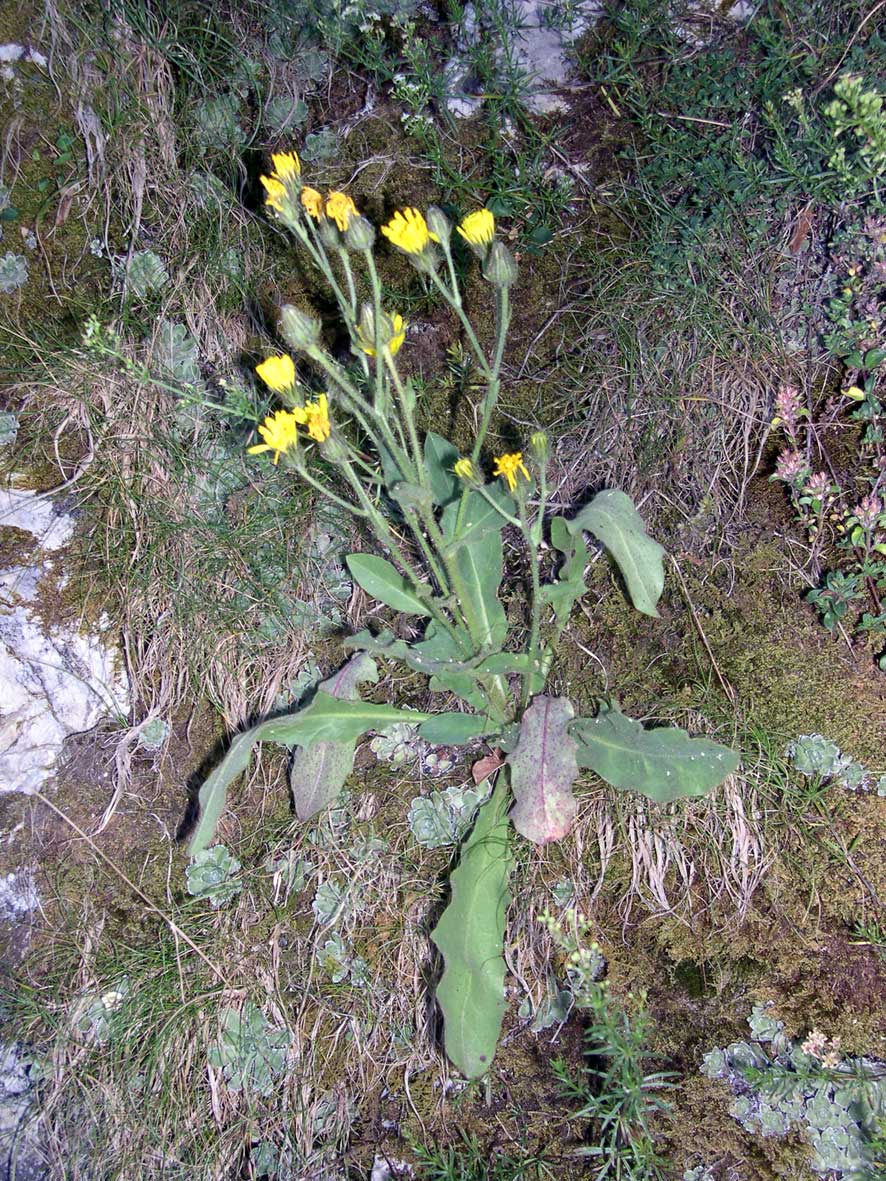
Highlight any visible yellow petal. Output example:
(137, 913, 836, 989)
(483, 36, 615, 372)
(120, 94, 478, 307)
(256, 355, 296, 392)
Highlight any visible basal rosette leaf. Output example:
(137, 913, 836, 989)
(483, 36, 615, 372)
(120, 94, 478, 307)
(508, 696, 580, 844)
(289, 653, 377, 821)
(189, 689, 431, 855)
(455, 529, 508, 650)
(431, 775, 514, 1078)
(570, 702, 740, 803)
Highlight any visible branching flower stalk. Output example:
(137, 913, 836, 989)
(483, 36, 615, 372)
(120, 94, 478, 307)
(186, 148, 739, 1083)
(252, 152, 526, 727)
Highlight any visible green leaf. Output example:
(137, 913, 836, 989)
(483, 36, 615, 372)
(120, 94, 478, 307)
(508, 696, 580, 844)
(418, 713, 492, 744)
(390, 481, 433, 512)
(431, 775, 514, 1078)
(189, 694, 431, 855)
(346, 554, 431, 616)
(455, 528, 508, 649)
(419, 623, 490, 712)
(378, 440, 405, 491)
(289, 653, 377, 821)
(542, 516, 589, 625)
(345, 627, 476, 679)
(863, 347, 886, 370)
(567, 490, 665, 617)
(424, 432, 461, 506)
(570, 703, 740, 803)
(441, 486, 513, 548)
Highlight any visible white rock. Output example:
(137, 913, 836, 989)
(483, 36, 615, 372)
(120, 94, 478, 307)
(0, 43, 47, 67)
(443, 0, 604, 118)
(0, 869, 39, 920)
(0, 493, 128, 795)
(0, 488, 74, 551)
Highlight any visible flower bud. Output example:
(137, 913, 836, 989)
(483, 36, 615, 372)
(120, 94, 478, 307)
(344, 214, 376, 252)
(279, 304, 321, 351)
(426, 206, 451, 246)
(319, 433, 349, 464)
(530, 430, 549, 464)
(317, 218, 341, 249)
(453, 457, 481, 486)
(482, 240, 518, 288)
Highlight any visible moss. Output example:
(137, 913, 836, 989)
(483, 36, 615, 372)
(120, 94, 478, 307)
(667, 1077, 820, 1181)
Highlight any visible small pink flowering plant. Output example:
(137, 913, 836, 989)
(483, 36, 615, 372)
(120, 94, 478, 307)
(771, 382, 886, 666)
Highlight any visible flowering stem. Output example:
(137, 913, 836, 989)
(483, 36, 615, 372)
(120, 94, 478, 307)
(336, 247, 358, 318)
(296, 464, 370, 519)
(475, 483, 521, 528)
(362, 249, 387, 415)
(405, 508, 450, 596)
(306, 346, 414, 482)
(440, 238, 462, 310)
(428, 269, 494, 383)
(518, 492, 543, 712)
(470, 286, 510, 466)
(384, 352, 427, 489)
(336, 457, 455, 635)
(294, 218, 352, 323)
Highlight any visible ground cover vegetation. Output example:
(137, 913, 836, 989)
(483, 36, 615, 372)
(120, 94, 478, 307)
(0, 0, 884, 1178)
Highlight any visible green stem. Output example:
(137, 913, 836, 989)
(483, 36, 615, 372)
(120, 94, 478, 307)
(429, 269, 494, 382)
(384, 353, 427, 487)
(406, 509, 450, 596)
(295, 462, 371, 518)
(475, 482, 521, 528)
(296, 219, 352, 323)
(440, 237, 462, 308)
(518, 489, 543, 712)
(306, 346, 415, 482)
(470, 286, 510, 466)
(362, 249, 388, 415)
(337, 247, 358, 318)
(453, 286, 512, 536)
(336, 458, 453, 632)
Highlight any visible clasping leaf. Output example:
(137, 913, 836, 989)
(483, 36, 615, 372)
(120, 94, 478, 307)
(567, 490, 665, 617)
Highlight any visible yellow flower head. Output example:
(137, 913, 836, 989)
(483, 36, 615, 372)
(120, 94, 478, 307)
(357, 312, 406, 357)
(493, 451, 530, 492)
(260, 175, 288, 214)
(293, 392, 331, 443)
(256, 354, 296, 393)
(381, 207, 439, 255)
(301, 186, 324, 221)
(270, 151, 301, 182)
(457, 208, 495, 249)
(247, 409, 300, 465)
(453, 457, 476, 482)
(326, 191, 359, 232)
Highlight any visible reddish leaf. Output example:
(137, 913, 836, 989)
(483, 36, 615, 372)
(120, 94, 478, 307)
(508, 697, 579, 845)
(472, 749, 504, 785)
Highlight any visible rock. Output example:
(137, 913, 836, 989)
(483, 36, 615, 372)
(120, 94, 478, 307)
(443, 0, 603, 119)
(0, 490, 128, 796)
(0, 1042, 47, 1181)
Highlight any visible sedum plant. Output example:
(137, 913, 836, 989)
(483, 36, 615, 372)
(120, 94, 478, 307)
(186, 844, 242, 908)
(186, 149, 740, 1077)
(702, 1009, 886, 1178)
(208, 1003, 290, 1097)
